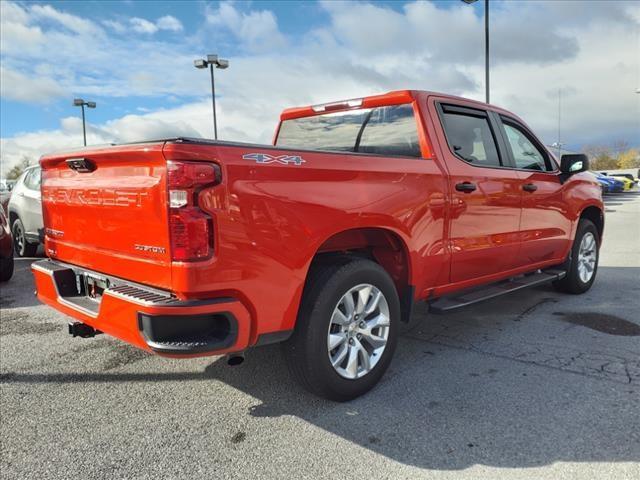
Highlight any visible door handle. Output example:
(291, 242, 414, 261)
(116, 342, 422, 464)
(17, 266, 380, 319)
(455, 182, 477, 193)
(522, 183, 538, 192)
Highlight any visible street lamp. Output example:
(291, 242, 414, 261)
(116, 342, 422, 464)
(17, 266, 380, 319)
(462, 0, 490, 104)
(194, 54, 229, 140)
(73, 98, 96, 146)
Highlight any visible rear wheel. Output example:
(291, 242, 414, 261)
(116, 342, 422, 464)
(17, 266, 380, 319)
(554, 219, 599, 294)
(11, 218, 38, 257)
(284, 258, 400, 401)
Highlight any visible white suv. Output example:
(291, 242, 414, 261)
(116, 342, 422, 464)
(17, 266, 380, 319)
(7, 166, 42, 257)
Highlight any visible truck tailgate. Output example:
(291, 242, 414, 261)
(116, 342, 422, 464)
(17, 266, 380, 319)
(40, 143, 172, 290)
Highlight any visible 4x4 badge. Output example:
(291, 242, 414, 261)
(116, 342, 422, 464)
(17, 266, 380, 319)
(242, 153, 305, 166)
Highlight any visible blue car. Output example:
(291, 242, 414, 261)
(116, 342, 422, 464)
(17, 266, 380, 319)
(592, 172, 624, 193)
(588, 172, 610, 193)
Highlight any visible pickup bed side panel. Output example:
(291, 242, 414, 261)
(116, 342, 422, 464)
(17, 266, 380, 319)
(163, 143, 449, 342)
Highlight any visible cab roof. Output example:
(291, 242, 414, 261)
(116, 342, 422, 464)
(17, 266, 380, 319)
(279, 89, 512, 121)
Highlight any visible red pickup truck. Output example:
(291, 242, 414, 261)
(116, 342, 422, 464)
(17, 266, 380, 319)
(33, 90, 603, 400)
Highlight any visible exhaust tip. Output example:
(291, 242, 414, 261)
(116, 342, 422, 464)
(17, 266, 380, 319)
(227, 353, 245, 366)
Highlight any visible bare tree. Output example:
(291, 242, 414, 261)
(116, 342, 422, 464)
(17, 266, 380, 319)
(5, 156, 34, 180)
(611, 140, 630, 156)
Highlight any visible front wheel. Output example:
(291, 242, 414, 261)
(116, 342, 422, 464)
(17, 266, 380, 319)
(284, 258, 400, 401)
(554, 219, 599, 294)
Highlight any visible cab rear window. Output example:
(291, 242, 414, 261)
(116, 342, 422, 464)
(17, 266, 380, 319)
(276, 104, 421, 158)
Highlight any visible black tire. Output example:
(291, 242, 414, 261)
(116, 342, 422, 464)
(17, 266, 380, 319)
(284, 257, 400, 402)
(553, 219, 599, 294)
(11, 218, 38, 257)
(0, 253, 14, 282)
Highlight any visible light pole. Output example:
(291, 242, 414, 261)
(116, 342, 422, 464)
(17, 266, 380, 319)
(194, 54, 229, 140)
(462, 0, 489, 104)
(73, 98, 96, 146)
(555, 88, 563, 159)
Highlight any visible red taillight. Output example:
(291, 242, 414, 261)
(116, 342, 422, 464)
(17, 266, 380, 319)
(167, 161, 219, 189)
(167, 161, 220, 262)
(169, 208, 211, 261)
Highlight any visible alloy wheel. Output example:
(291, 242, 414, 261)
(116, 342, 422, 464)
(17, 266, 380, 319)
(577, 232, 596, 283)
(327, 284, 390, 380)
(12, 222, 25, 254)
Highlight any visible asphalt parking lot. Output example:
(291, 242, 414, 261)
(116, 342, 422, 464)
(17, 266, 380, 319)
(1, 192, 639, 480)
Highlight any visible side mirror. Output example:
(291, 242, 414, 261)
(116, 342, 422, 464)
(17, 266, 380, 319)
(560, 154, 589, 175)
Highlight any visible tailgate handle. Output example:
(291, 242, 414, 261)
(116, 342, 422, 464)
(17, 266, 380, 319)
(66, 157, 96, 173)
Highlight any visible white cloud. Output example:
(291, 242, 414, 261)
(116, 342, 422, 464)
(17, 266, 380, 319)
(102, 19, 126, 34)
(30, 3, 96, 35)
(0, 4, 203, 101)
(491, 18, 640, 146)
(0, 19, 45, 54)
(319, 0, 581, 66)
(0, 66, 65, 103)
(103, 16, 182, 34)
(0, 2, 46, 54)
(130, 17, 158, 34)
(206, 1, 287, 52)
(0, 1, 29, 24)
(156, 15, 183, 32)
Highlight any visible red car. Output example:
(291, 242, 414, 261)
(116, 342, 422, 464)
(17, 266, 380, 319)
(33, 90, 603, 400)
(0, 207, 14, 282)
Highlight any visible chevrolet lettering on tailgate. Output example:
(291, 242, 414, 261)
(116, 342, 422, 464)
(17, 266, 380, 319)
(42, 188, 149, 208)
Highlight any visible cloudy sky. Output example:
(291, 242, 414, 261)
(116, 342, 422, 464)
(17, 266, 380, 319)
(1, 0, 639, 173)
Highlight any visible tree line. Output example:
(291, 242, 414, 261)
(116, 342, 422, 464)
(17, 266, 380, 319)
(583, 140, 640, 171)
(3, 156, 35, 180)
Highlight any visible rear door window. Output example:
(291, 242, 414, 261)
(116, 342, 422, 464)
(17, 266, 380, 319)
(440, 105, 502, 167)
(276, 104, 421, 158)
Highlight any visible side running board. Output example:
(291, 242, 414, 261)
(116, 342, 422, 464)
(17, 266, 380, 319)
(428, 269, 566, 314)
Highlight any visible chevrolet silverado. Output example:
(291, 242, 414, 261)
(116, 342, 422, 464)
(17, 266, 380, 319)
(33, 90, 603, 400)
